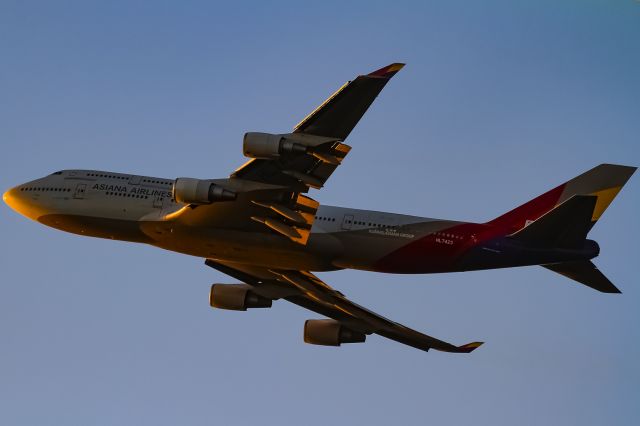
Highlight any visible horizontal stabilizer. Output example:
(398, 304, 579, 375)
(509, 195, 596, 248)
(543, 261, 621, 293)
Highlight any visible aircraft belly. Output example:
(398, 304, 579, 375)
(142, 222, 343, 271)
(38, 214, 151, 243)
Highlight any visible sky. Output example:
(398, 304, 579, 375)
(1, 0, 639, 424)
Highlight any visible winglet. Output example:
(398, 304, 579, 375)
(367, 63, 405, 78)
(456, 341, 484, 353)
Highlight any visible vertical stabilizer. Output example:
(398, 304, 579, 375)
(489, 164, 636, 235)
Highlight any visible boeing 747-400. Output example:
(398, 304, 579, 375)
(4, 63, 635, 353)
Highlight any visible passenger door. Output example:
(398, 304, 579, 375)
(341, 214, 353, 230)
(73, 183, 87, 199)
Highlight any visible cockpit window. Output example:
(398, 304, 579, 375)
(51, 171, 63, 175)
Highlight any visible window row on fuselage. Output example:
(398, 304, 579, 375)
(85, 172, 172, 188)
(20, 187, 71, 193)
(433, 231, 464, 240)
(87, 173, 127, 180)
(346, 219, 388, 228)
(314, 216, 336, 222)
(315, 214, 394, 228)
(141, 178, 172, 187)
(105, 191, 150, 199)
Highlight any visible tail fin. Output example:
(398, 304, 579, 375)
(509, 195, 597, 247)
(543, 261, 621, 293)
(489, 164, 636, 234)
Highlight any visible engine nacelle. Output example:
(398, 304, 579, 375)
(209, 284, 272, 311)
(303, 319, 366, 346)
(243, 132, 308, 160)
(172, 178, 236, 205)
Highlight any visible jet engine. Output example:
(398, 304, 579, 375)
(243, 132, 308, 159)
(303, 319, 366, 346)
(172, 178, 237, 205)
(243, 132, 343, 165)
(209, 284, 272, 311)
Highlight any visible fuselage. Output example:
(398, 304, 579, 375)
(3, 169, 599, 273)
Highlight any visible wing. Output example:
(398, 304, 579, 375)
(160, 64, 405, 245)
(293, 62, 406, 139)
(232, 63, 405, 188)
(205, 259, 483, 353)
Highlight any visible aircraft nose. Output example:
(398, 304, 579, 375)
(3, 187, 19, 210)
(3, 185, 46, 221)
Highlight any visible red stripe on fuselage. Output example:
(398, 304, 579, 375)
(372, 222, 491, 273)
(487, 183, 565, 234)
(372, 184, 566, 273)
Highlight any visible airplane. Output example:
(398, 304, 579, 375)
(3, 63, 636, 353)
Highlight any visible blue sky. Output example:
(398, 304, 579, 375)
(1, 1, 639, 424)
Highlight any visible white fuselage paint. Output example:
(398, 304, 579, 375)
(4, 170, 459, 271)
